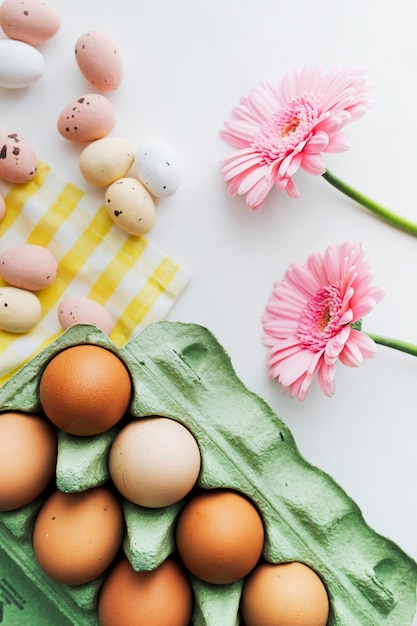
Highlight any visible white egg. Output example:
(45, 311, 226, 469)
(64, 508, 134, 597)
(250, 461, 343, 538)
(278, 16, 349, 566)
(135, 139, 181, 198)
(0, 39, 44, 89)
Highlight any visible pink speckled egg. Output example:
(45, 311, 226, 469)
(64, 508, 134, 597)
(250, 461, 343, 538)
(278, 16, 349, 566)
(0, 243, 57, 291)
(0, 129, 37, 183)
(58, 296, 114, 335)
(57, 94, 116, 143)
(0, 0, 61, 46)
(75, 30, 123, 92)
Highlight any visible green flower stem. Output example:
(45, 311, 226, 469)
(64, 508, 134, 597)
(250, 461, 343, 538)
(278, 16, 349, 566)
(322, 170, 417, 238)
(367, 333, 417, 357)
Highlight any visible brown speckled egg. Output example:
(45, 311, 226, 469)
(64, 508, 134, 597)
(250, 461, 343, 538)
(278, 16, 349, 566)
(0, 0, 61, 46)
(0, 411, 57, 511)
(241, 562, 330, 626)
(98, 557, 193, 626)
(33, 487, 124, 585)
(39, 344, 132, 436)
(75, 30, 123, 92)
(105, 177, 155, 236)
(57, 94, 116, 143)
(0, 129, 37, 183)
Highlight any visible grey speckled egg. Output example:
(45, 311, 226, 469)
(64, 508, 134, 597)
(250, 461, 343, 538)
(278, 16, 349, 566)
(135, 139, 180, 198)
(105, 177, 155, 236)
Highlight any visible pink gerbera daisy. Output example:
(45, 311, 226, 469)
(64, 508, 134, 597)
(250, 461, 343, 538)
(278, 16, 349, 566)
(262, 242, 385, 400)
(220, 64, 372, 210)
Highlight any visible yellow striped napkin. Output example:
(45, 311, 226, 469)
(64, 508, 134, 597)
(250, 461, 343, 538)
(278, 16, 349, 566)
(0, 161, 191, 385)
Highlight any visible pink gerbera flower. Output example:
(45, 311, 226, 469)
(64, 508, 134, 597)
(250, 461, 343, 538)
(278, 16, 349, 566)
(262, 242, 385, 400)
(220, 64, 372, 210)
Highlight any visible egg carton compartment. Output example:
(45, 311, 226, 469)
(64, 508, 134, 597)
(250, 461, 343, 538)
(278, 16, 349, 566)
(0, 321, 416, 626)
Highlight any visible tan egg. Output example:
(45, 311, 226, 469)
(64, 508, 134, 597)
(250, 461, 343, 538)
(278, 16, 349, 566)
(0, 286, 42, 332)
(109, 417, 201, 508)
(176, 489, 265, 584)
(75, 30, 123, 92)
(57, 94, 116, 143)
(241, 561, 330, 626)
(32, 487, 124, 585)
(79, 137, 135, 187)
(0, 0, 60, 45)
(0, 411, 57, 511)
(98, 557, 192, 626)
(0, 129, 37, 183)
(0, 243, 57, 291)
(105, 177, 155, 236)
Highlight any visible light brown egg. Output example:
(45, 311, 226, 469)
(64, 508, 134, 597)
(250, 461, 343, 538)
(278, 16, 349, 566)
(0, 411, 57, 511)
(176, 488, 264, 584)
(240, 561, 330, 626)
(39, 344, 132, 436)
(97, 557, 193, 626)
(32, 486, 124, 585)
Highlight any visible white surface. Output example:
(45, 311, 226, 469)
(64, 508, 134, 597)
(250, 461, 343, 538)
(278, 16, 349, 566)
(1, 0, 416, 621)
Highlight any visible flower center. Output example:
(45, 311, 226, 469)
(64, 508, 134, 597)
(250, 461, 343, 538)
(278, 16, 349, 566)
(297, 283, 343, 351)
(253, 93, 322, 163)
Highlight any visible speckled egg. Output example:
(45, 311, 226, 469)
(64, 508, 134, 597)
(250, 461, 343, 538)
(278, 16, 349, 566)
(57, 94, 116, 143)
(58, 296, 114, 335)
(0, 129, 38, 183)
(79, 137, 135, 187)
(0, 0, 60, 45)
(0, 39, 44, 88)
(0, 243, 57, 290)
(0, 286, 42, 333)
(135, 139, 181, 198)
(75, 30, 123, 92)
(105, 177, 155, 236)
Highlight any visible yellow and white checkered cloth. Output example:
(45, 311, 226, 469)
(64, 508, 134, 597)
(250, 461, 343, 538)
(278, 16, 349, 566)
(0, 161, 191, 385)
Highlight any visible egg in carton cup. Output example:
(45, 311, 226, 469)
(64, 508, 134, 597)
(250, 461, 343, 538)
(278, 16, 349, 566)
(0, 322, 417, 625)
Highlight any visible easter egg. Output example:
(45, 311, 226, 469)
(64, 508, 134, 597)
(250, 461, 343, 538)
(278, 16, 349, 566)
(58, 296, 114, 335)
(0, 286, 42, 333)
(0, 194, 5, 221)
(0, 129, 38, 183)
(0, 0, 60, 45)
(79, 137, 135, 187)
(135, 139, 181, 198)
(105, 177, 155, 236)
(0, 39, 44, 88)
(0, 243, 57, 291)
(57, 94, 116, 143)
(75, 30, 123, 92)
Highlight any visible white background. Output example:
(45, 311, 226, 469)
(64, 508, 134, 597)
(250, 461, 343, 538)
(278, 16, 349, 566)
(1, 0, 416, 622)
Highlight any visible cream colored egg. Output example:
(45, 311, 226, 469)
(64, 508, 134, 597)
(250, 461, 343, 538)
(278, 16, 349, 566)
(105, 177, 155, 236)
(0, 39, 44, 88)
(57, 94, 116, 143)
(75, 30, 123, 92)
(79, 137, 135, 187)
(0, 129, 38, 183)
(0, 0, 60, 46)
(0, 286, 42, 332)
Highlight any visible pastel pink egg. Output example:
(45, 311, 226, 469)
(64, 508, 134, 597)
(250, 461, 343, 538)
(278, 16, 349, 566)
(0, 244, 57, 291)
(0, 0, 61, 46)
(75, 30, 123, 92)
(57, 94, 116, 143)
(58, 297, 114, 335)
(0, 129, 38, 183)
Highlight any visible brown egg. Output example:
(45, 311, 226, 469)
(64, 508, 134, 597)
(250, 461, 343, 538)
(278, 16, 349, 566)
(0, 411, 57, 511)
(39, 344, 132, 436)
(176, 489, 264, 584)
(32, 486, 124, 585)
(98, 557, 193, 626)
(240, 561, 330, 626)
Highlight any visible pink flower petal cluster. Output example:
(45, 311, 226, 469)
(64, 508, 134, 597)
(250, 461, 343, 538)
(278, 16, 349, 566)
(262, 242, 385, 400)
(220, 64, 372, 210)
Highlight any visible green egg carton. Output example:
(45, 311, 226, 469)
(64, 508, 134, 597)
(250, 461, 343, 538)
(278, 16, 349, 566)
(0, 321, 416, 625)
